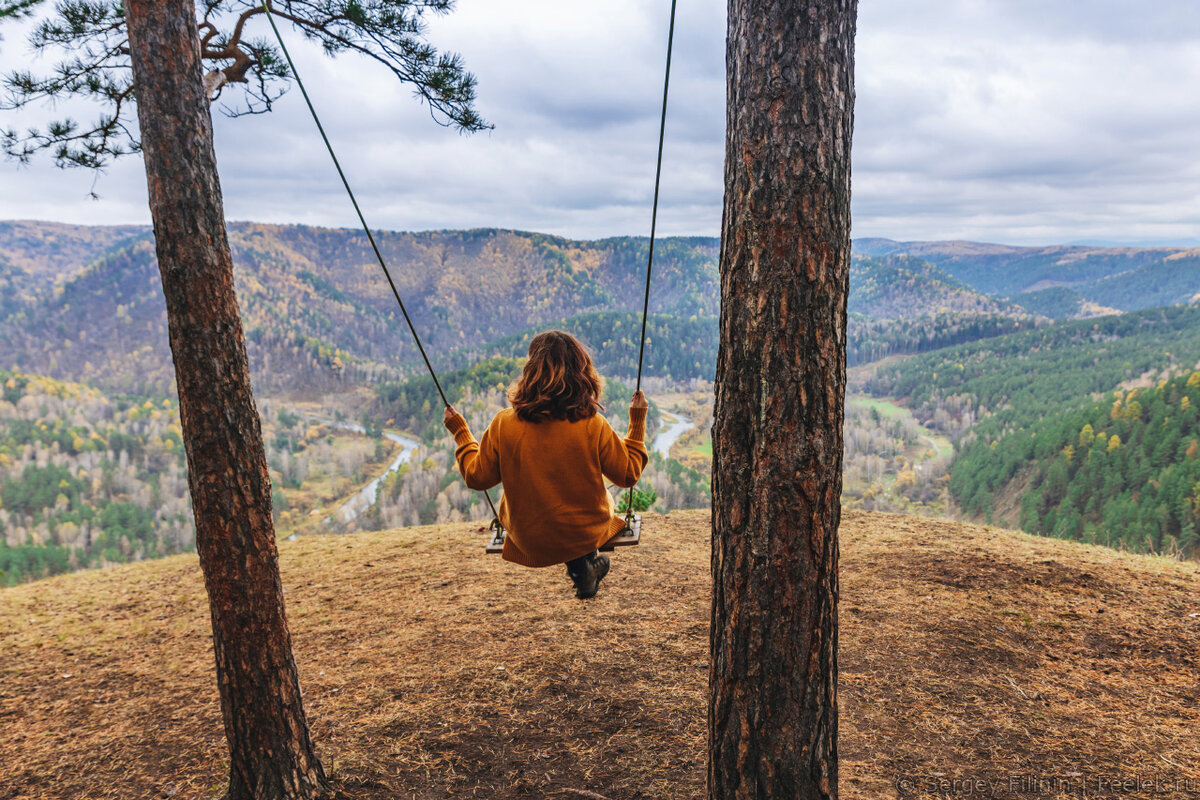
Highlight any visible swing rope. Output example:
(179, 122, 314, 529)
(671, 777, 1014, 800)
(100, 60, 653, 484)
(625, 0, 678, 522)
(261, 0, 674, 540)
(634, 0, 677, 393)
(260, 0, 501, 525)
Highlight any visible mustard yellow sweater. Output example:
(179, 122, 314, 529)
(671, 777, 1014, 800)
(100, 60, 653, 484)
(444, 405, 648, 567)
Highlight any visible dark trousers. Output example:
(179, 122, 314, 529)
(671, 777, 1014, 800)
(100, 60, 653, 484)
(565, 550, 596, 576)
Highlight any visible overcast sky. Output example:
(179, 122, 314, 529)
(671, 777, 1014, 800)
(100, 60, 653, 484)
(2, 0, 1200, 246)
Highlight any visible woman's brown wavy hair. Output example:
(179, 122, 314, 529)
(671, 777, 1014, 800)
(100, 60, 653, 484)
(508, 330, 604, 422)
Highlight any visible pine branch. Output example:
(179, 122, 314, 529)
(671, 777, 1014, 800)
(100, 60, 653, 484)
(0, 0, 489, 170)
(0, 0, 48, 22)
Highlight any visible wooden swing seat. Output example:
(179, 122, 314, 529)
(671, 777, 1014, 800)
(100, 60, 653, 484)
(485, 515, 642, 554)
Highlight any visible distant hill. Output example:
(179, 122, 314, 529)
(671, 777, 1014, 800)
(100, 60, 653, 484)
(0, 223, 722, 394)
(1005, 287, 1120, 319)
(855, 236, 1200, 313)
(852, 237, 1177, 294)
(0, 220, 144, 280)
(849, 255, 1028, 319)
(847, 311, 1038, 367)
(844, 255, 1040, 364)
(7, 221, 1154, 395)
(6, 220, 1200, 398)
(1085, 252, 1200, 310)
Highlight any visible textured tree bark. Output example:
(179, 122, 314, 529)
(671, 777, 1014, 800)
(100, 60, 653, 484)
(123, 2, 330, 798)
(709, 1, 856, 799)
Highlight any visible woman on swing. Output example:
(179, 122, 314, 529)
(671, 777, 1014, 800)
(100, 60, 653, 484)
(443, 330, 649, 599)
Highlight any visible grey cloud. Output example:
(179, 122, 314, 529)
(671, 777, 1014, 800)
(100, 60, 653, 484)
(863, 0, 1200, 43)
(2, 0, 1200, 247)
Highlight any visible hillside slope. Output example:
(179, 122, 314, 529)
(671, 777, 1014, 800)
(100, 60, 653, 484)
(0, 224, 722, 394)
(12, 221, 1200, 398)
(855, 237, 1200, 313)
(849, 255, 1027, 320)
(0, 220, 144, 279)
(853, 238, 1180, 296)
(3, 510, 1198, 799)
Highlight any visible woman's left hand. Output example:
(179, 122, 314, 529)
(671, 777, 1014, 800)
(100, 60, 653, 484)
(443, 405, 458, 428)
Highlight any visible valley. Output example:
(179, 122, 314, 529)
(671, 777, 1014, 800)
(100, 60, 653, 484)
(5, 219, 1200, 584)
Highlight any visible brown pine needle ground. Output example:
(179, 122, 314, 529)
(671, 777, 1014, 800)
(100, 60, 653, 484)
(2, 510, 1199, 799)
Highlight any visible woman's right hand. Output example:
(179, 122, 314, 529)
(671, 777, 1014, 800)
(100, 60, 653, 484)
(631, 390, 648, 409)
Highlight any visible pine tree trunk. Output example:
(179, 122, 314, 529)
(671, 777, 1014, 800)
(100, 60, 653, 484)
(709, 1, 856, 798)
(123, 2, 330, 798)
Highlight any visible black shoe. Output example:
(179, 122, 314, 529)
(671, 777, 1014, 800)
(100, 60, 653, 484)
(569, 552, 610, 599)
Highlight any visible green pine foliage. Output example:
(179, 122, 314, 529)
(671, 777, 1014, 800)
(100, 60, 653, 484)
(865, 304, 1200, 441)
(1, 0, 488, 168)
(616, 487, 658, 514)
(847, 311, 1036, 366)
(951, 373, 1200, 557)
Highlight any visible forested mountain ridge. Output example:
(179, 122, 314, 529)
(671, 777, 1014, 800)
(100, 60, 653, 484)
(1005, 287, 1120, 320)
(0, 222, 723, 394)
(848, 255, 1028, 320)
(7, 223, 1194, 363)
(844, 255, 1040, 363)
(0, 220, 1116, 394)
(855, 236, 1200, 313)
(863, 303, 1200, 437)
(0, 220, 145, 279)
(862, 303, 1200, 557)
(1085, 252, 1200, 310)
(951, 372, 1200, 556)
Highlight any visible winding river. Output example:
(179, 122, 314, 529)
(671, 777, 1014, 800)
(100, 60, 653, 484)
(323, 421, 421, 523)
(651, 410, 694, 457)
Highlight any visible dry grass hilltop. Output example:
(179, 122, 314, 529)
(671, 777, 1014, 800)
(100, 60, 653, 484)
(2, 510, 1199, 799)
